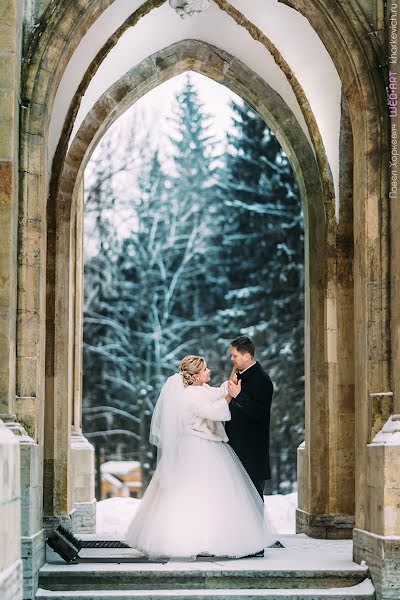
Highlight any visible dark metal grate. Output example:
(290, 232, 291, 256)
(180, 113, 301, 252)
(80, 540, 130, 548)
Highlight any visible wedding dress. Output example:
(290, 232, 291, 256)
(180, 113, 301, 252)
(122, 374, 277, 559)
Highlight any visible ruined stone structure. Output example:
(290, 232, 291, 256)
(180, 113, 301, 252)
(0, 0, 398, 598)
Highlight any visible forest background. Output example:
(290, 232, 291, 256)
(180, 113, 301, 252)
(82, 73, 305, 497)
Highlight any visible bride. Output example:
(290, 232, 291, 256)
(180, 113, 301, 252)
(122, 355, 277, 559)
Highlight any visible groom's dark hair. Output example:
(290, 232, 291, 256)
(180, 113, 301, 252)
(231, 336, 255, 357)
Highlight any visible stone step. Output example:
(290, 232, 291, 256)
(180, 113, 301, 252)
(38, 563, 369, 592)
(36, 579, 376, 599)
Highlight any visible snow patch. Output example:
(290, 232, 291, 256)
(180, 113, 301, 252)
(264, 492, 297, 534)
(96, 497, 140, 536)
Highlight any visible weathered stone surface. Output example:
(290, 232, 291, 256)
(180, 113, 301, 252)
(0, 559, 23, 600)
(70, 433, 96, 533)
(296, 508, 355, 540)
(365, 415, 400, 537)
(0, 0, 396, 598)
(21, 529, 45, 599)
(354, 528, 400, 600)
(48, 40, 329, 543)
(0, 419, 23, 599)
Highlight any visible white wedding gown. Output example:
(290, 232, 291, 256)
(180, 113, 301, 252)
(122, 382, 277, 559)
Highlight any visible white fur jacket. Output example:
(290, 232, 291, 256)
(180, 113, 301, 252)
(182, 381, 231, 442)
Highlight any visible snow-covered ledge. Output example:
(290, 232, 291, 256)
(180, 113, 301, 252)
(0, 420, 23, 600)
(169, 0, 210, 18)
(353, 414, 400, 599)
(70, 432, 96, 533)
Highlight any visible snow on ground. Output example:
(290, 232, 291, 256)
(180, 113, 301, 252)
(96, 493, 297, 536)
(264, 492, 297, 534)
(96, 497, 140, 536)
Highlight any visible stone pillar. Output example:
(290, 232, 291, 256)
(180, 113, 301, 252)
(5, 421, 45, 600)
(0, 0, 22, 417)
(0, 420, 23, 600)
(0, 3, 45, 598)
(70, 433, 96, 533)
(295, 189, 331, 537)
(389, 0, 400, 415)
(353, 414, 400, 599)
(43, 186, 74, 524)
(70, 180, 96, 533)
(325, 90, 355, 533)
(296, 91, 355, 540)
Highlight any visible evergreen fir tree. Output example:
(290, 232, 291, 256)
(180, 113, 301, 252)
(82, 81, 305, 496)
(166, 75, 221, 357)
(215, 98, 305, 492)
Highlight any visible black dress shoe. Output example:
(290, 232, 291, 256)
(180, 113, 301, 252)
(267, 540, 285, 548)
(242, 549, 264, 558)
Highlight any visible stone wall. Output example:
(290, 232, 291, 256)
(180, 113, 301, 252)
(0, 0, 22, 416)
(0, 0, 396, 598)
(0, 420, 22, 600)
(70, 433, 96, 533)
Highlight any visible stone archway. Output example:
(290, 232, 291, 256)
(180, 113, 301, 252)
(47, 39, 332, 531)
(12, 0, 395, 595)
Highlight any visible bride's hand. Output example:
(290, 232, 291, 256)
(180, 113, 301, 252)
(228, 378, 241, 398)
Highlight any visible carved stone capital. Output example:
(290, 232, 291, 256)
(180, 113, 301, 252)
(169, 0, 210, 19)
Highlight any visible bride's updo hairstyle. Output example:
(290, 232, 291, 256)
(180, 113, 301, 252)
(179, 355, 206, 387)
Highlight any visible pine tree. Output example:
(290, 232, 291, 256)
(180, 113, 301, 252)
(82, 83, 304, 497)
(166, 75, 221, 357)
(82, 141, 137, 498)
(215, 98, 305, 492)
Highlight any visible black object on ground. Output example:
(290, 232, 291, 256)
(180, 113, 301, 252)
(72, 556, 168, 564)
(268, 540, 285, 548)
(46, 525, 131, 562)
(46, 525, 82, 562)
(80, 540, 130, 548)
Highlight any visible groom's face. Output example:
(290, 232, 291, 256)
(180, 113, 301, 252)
(230, 347, 251, 372)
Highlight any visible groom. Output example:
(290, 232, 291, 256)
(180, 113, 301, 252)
(226, 336, 273, 500)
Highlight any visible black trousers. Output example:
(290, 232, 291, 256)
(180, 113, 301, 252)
(251, 478, 266, 500)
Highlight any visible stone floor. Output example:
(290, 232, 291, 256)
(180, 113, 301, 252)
(45, 534, 366, 572)
(38, 535, 375, 600)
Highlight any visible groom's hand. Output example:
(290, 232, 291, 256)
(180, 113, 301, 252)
(228, 379, 241, 398)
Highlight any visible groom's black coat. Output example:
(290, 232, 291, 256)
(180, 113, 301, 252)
(225, 361, 273, 482)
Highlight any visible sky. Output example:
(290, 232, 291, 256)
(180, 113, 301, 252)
(105, 70, 238, 146)
(84, 71, 240, 259)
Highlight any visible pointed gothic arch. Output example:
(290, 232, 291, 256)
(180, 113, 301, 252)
(13, 2, 394, 594)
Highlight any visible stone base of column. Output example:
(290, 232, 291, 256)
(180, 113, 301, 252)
(71, 500, 97, 533)
(21, 529, 45, 600)
(296, 507, 355, 539)
(70, 432, 96, 533)
(43, 513, 75, 535)
(4, 422, 46, 600)
(0, 559, 23, 600)
(353, 527, 400, 600)
(0, 419, 23, 599)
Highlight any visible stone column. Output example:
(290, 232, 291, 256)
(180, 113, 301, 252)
(325, 91, 355, 534)
(0, 420, 23, 600)
(0, 0, 22, 418)
(43, 182, 74, 525)
(353, 413, 400, 599)
(6, 421, 45, 600)
(70, 180, 96, 533)
(0, 3, 45, 598)
(389, 0, 400, 415)
(296, 91, 356, 540)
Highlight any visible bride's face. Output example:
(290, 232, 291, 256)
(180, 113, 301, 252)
(197, 363, 211, 385)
